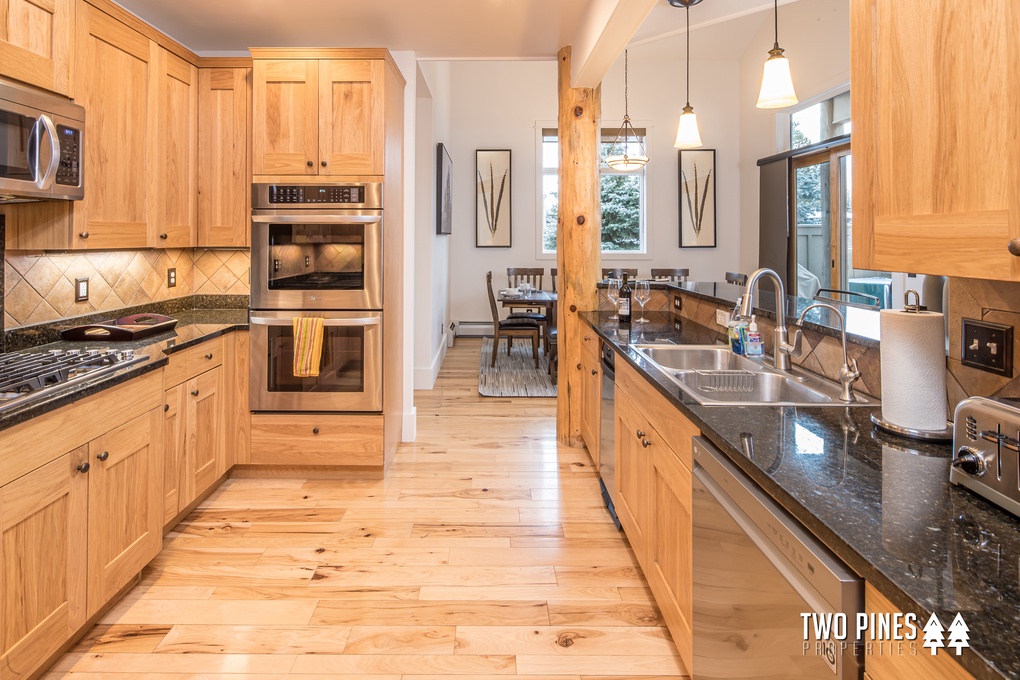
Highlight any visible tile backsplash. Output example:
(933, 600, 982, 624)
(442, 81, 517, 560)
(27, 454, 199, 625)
(4, 249, 250, 329)
(947, 277, 1020, 407)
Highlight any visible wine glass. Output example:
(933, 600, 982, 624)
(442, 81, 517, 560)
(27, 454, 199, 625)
(635, 280, 651, 323)
(607, 279, 620, 320)
(520, 281, 532, 298)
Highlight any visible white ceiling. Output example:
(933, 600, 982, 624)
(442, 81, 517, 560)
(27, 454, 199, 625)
(112, 0, 801, 60)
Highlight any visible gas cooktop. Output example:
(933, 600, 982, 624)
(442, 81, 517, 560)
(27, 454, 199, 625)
(0, 348, 149, 414)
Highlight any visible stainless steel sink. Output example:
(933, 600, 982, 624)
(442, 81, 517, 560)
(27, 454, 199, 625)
(630, 344, 875, 407)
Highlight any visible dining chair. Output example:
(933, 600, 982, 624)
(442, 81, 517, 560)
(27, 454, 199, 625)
(507, 267, 544, 290)
(651, 268, 690, 283)
(725, 271, 748, 286)
(486, 271, 540, 368)
(550, 268, 557, 293)
(602, 267, 638, 280)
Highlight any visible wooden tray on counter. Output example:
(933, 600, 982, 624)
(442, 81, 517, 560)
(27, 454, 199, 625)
(61, 313, 178, 341)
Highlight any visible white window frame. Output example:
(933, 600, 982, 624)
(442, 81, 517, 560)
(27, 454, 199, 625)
(534, 121, 652, 261)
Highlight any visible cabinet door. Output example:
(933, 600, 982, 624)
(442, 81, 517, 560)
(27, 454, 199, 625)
(0, 0, 73, 95)
(580, 351, 600, 464)
(252, 59, 318, 175)
(87, 408, 161, 617)
(181, 367, 223, 507)
(198, 68, 251, 247)
(0, 449, 87, 680)
(648, 441, 693, 670)
(319, 59, 385, 175)
(222, 331, 250, 468)
(614, 390, 652, 567)
(73, 4, 155, 249)
(851, 0, 1020, 280)
(153, 48, 197, 248)
(162, 382, 187, 526)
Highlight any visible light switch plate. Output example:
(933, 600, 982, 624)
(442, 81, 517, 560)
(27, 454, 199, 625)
(74, 277, 88, 302)
(167, 267, 177, 288)
(961, 317, 1013, 377)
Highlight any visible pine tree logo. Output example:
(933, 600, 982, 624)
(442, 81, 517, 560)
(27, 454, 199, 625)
(922, 612, 945, 656)
(947, 613, 970, 655)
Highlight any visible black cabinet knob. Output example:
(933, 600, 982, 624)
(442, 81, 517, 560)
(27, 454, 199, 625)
(307, 160, 314, 167)
(79, 231, 89, 239)
(77, 462, 90, 474)
(636, 430, 645, 439)
(191, 390, 200, 397)
(160, 233, 168, 240)
(96, 451, 109, 462)
(205, 353, 213, 360)
(312, 427, 320, 435)
(164, 404, 169, 412)
(591, 369, 597, 375)
(321, 161, 327, 167)
(642, 439, 652, 448)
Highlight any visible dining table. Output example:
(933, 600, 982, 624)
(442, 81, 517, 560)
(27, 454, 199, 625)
(498, 289, 557, 316)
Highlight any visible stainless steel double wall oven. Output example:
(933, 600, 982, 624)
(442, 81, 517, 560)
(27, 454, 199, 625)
(249, 182, 384, 412)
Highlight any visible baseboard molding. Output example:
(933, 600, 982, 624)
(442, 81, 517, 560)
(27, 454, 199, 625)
(403, 406, 417, 442)
(413, 334, 448, 390)
(456, 321, 492, 337)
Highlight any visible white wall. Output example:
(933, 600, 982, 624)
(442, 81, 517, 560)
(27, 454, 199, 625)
(737, 0, 850, 273)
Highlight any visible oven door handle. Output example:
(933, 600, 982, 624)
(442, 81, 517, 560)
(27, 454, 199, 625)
(251, 214, 382, 224)
(250, 316, 381, 327)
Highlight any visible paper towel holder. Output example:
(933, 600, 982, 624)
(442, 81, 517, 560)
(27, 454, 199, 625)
(902, 289, 926, 313)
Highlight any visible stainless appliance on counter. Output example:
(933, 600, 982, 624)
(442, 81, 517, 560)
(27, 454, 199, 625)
(599, 342, 621, 529)
(692, 437, 863, 679)
(0, 77, 84, 203)
(951, 396, 1020, 517)
(0, 348, 147, 413)
(249, 182, 384, 413)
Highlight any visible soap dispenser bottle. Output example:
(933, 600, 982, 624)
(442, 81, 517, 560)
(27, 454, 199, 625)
(744, 315, 764, 358)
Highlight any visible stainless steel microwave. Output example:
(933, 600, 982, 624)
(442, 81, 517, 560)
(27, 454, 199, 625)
(0, 77, 84, 203)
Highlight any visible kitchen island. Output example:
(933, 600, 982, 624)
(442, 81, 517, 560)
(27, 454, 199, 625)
(581, 310, 1020, 680)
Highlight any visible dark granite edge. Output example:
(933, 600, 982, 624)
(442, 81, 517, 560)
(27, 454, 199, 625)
(4, 294, 249, 352)
(667, 282, 882, 349)
(579, 311, 1006, 680)
(159, 321, 250, 356)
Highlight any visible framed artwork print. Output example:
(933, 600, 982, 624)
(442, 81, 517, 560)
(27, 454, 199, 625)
(436, 143, 453, 235)
(476, 149, 512, 247)
(678, 148, 716, 248)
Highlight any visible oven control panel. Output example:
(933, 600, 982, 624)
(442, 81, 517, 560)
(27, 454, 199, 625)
(951, 396, 1020, 518)
(269, 185, 365, 204)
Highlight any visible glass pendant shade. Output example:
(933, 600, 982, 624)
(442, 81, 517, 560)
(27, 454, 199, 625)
(674, 105, 702, 149)
(756, 49, 798, 109)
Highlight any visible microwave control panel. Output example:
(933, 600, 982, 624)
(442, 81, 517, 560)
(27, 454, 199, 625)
(55, 125, 81, 187)
(269, 185, 365, 204)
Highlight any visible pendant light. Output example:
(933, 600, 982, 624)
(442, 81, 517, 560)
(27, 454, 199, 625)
(672, 0, 703, 149)
(756, 0, 798, 109)
(604, 50, 648, 172)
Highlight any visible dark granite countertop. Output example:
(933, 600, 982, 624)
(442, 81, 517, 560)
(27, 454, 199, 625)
(581, 310, 1020, 680)
(0, 308, 249, 433)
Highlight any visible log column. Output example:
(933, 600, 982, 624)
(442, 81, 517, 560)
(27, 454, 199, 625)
(556, 46, 601, 447)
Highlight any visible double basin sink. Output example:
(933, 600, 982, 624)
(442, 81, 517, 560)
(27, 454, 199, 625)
(630, 344, 875, 407)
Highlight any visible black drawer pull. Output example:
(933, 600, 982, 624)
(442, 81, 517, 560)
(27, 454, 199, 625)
(96, 451, 109, 462)
(636, 429, 645, 439)
(77, 462, 90, 474)
(191, 390, 200, 397)
(312, 427, 320, 435)
(205, 353, 213, 360)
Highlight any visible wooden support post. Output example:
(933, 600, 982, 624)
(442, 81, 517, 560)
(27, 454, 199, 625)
(556, 46, 601, 448)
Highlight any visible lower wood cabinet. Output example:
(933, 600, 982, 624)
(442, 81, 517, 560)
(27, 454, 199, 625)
(249, 413, 383, 467)
(614, 389, 654, 564)
(579, 335, 601, 463)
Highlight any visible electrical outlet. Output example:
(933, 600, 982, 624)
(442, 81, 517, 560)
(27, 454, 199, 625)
(74, 277, 88, 302)
(673, 296, 682, 311)
(167, 267, 177, 288)
(716, 309, 731, 327)
(961, 318, 1013, 377)
(304, 255, 310, 267)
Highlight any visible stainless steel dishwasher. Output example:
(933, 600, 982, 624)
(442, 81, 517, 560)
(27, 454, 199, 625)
(692, 437, 863, 679)
(599, 343, 621, 529)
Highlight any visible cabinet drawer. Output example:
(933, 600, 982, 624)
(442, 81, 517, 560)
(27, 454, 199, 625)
(164, 337, 225, 387)
(581, 331, 600, 361)
(249, 414, 383, 466)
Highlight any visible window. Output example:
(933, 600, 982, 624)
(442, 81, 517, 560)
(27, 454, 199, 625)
(540, 128, 646, 254)
(790, 90, 851, 150)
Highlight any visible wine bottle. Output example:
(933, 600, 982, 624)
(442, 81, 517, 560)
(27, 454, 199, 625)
(618, 273, 632, 323)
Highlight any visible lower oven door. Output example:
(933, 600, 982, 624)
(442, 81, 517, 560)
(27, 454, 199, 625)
(250, 310, 382, 412)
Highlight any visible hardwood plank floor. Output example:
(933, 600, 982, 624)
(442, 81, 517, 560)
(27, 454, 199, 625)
(45, 338, 689, 679)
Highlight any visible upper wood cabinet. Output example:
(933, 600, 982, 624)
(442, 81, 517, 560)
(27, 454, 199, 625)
(251, 49, 401, 177)
(153, 47, 198, 248)
(0, 0, 74, 96)
(851, 0, 1020, 280)
(198, 67, 251, 248)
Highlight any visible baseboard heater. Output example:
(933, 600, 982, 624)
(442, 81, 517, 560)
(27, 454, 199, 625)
(455, 321, 493, 337)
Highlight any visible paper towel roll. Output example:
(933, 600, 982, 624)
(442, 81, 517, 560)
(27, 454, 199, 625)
(880, 309, 948, 430)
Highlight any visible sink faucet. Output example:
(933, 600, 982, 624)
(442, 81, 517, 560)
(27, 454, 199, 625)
(739, 268, 799, 370)
(795, 302, 862, 403)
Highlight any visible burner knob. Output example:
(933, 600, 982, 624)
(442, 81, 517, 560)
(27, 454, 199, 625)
(66, 349, 81, 356)
(48, 349, 63, 356)
(87, 349, 101, 356)
(953, 447, 987, 477)
(124, 350, 134, 359)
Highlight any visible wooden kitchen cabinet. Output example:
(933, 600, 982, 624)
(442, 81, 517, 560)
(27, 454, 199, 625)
(251, 49, 400, 178)
(851, 0, 1020, 280)
(0, 449, 88, 680)
(614, 389, 653, 566)
(249, 413, 383, 467)
(222, 331, 250, 468)
(864, 584, 975, 680)
(86, 407, 162, 617)
(153, 47, 198, 248)
(162, 340, 225, 528)
(0, 0, 74, 96)
(198, 67, 251, 247)
(579, 333, 600, 462)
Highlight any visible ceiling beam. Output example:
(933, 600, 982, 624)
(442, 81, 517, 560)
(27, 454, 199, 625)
(569, 0, 658, 88)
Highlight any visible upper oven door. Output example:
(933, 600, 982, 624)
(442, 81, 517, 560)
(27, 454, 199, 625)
(251, 210, 383, 310)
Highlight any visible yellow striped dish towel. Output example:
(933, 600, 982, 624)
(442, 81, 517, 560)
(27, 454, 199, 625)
(292, 316, 325, 377)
